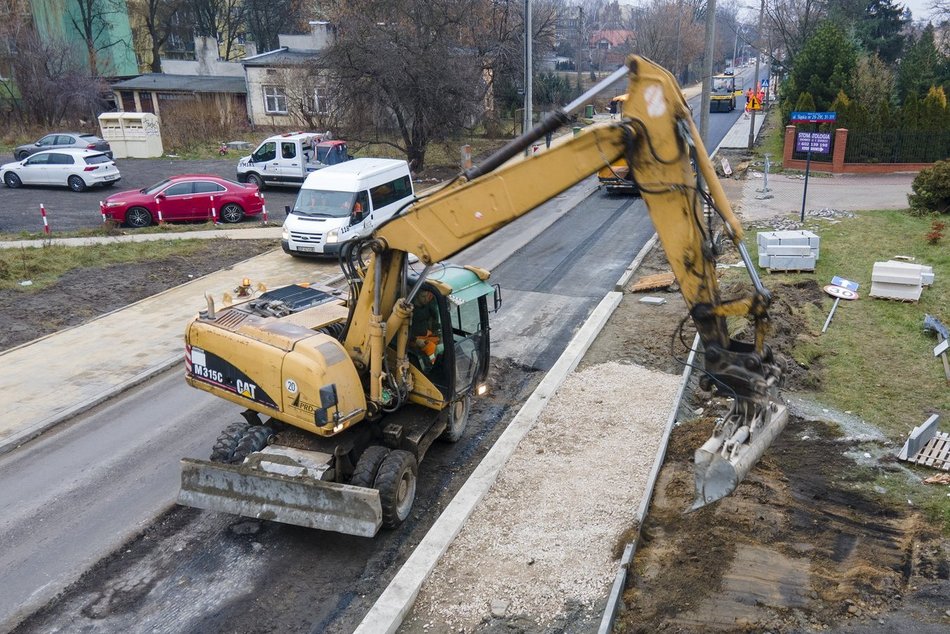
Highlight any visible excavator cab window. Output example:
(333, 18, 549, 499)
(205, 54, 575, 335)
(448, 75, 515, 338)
(447, 295, 489, 396)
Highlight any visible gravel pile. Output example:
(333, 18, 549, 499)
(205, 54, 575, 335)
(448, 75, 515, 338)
(747, 207, 856, 232)
(403, 361, 682, 631)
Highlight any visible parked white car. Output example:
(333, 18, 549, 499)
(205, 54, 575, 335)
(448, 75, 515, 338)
(1, 149, 121, 192)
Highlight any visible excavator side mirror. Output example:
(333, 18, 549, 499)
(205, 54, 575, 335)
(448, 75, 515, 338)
(315, 384, 339, 425)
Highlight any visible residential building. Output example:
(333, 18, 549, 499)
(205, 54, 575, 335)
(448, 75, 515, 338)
(242, 21, 335, 127)
(110, 36, 247, 124)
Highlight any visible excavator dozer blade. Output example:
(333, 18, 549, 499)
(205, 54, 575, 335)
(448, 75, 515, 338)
(178, 457, 383, 537)
(691, 402, 789, 511)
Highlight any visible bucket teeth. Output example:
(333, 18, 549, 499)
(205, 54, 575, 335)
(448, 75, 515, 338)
(690, 401, 788, 511)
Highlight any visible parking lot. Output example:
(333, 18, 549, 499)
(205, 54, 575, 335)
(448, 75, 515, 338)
(0, 155, 299, 234)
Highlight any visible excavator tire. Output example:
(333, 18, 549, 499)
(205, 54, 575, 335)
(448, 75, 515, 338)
(375, 450, 418, 528)
(210, 421, 250, 463)
(349, 446, 391, 488)
(439, 394, 471, 443)
(231, 425, 275, 464)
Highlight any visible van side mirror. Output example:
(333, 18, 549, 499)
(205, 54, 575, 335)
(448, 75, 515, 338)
(284, 205, 291, 217)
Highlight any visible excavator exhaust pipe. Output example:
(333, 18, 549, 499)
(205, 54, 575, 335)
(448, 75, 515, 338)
(691, 401, 789, 511)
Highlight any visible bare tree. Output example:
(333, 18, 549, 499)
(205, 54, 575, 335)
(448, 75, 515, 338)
(631, 0, 705, 76)
(320, 0, 489, 172)
(129, 0, 187, 72)
(185, 0, 246, 59)
(765, 0, 827, 72)
(244, 0, 309, 52)
(68, 0, 132, 76)
(3, 31, 109, 125)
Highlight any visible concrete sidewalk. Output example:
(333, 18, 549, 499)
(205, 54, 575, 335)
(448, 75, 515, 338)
(0, 247, 337, 456)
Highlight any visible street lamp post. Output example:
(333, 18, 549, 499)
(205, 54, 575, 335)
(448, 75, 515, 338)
(524, 0, 532, 154)
(732, 25, 739, 67)
(747, 0, 765, 151)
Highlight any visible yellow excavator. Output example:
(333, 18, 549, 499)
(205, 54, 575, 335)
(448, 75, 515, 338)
(178, 56, 788, 536)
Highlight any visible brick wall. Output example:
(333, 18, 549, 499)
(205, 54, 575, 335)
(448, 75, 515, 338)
(783, 126, 931, 174)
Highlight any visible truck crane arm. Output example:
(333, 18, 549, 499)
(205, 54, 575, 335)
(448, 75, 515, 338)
(178, 56, 787, 537)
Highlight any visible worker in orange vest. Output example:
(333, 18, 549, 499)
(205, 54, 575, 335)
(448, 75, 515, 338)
(757, 89, 766, 107)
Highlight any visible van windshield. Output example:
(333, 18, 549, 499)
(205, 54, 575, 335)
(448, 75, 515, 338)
(292, 189, 355, 218)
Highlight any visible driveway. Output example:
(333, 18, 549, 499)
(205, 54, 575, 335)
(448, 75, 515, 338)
(0, 155, 300, 234)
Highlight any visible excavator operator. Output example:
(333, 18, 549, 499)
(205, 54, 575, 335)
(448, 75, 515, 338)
(410, 290, 442, 368)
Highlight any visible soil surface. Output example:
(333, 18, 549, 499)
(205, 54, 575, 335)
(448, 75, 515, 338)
(0, 239, 277, 352)
(587, 244, 950, 634)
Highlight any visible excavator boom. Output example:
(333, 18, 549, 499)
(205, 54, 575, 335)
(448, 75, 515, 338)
(179, 56, 787, 535)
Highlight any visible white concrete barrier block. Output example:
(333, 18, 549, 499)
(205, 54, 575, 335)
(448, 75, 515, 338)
(768, 254, 816, 271)
(870, 280, 922, 301)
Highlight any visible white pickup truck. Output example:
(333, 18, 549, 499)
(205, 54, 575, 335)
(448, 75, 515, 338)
(236, 132, 350, 189)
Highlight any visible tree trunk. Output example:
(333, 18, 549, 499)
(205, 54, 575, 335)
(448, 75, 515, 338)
(406, 144, 426, 174)
(86, 40, 98, 76)
(150, 40, 163, 72)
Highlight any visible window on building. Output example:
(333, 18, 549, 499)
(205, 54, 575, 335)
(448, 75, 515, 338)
(313, 85, 330, 115)
(120, 91, 136, 112)
(139, 91, 155, 113)
(263, 85, 287, 114)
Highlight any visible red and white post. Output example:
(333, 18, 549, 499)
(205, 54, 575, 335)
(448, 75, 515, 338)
(100, 201, 106, 224)
(154, 198, 164, 224)
(261, 204, 268, 224)
(40, 203, 50, 235)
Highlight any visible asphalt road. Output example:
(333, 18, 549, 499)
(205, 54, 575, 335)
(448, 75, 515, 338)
(0, 155, 300, 234)
(2, 102, 743, 631)
(3, 178, 654, 633)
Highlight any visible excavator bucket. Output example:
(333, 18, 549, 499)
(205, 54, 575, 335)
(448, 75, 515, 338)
(178, 446, 383, 537)
(691, 401, 789, 510)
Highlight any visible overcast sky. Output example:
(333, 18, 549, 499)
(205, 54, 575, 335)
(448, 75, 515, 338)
(613, 0, 942, 25)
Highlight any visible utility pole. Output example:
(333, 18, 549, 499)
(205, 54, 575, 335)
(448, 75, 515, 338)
(524, 0, 533, 146)
(674, 0, 682, 82)
(699, 0, 717, 147)
(575, 6, 583, 87)
(747, 0, 765, 151)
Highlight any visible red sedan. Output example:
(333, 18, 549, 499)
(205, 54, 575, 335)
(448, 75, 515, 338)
(102, 174, 265, 228)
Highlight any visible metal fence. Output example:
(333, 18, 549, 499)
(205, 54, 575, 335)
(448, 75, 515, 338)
(844, 129, 950, 164)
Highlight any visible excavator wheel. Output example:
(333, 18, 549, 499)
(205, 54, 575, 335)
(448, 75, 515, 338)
(439, 394, 471, 443)
(231, 425, 275, 464)
(209, 421, 250, 463)
(349, 446, 391, 488)
(375, 450, 418, 528)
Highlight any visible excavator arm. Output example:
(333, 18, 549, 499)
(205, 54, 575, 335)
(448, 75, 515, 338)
(347, 55, 787, 509)
(179, 56, 787, 533)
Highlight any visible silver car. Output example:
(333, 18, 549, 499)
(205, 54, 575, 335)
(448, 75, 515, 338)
(14, 132, 112, 161)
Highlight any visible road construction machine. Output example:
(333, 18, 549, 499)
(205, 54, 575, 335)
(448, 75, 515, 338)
(178, 55, 788, 537)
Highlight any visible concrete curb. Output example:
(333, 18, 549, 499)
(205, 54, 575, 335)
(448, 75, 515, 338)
(0, 353, 181, 458)
(354, 291, 624, 634)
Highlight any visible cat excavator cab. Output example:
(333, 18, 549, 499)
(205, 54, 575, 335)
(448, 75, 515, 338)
(178, 56, 788, 536)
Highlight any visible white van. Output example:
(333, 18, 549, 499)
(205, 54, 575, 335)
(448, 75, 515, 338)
(281, 158, 415, 257)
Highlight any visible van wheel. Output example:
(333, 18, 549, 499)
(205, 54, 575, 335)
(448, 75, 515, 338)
(375, 450, 417, 528)
(246, 173, 265, 190)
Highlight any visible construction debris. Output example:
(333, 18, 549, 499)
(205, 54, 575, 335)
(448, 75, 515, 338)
(898, 414, 950, 471)
(923, 473, 950, 485)
(638, 296, 667, 305)
(870, 260, 934, 302)
(757, 230, 820, 271)
(630, 272, 676, 292)
(923, 314, 950, 383)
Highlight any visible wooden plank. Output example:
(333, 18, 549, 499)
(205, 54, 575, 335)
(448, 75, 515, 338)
(630, 272, 676, 292)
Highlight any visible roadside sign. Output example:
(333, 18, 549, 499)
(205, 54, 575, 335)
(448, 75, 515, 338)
(761, 79, 769, 88)
(796, 131, 832, 154)
(822, 277, 860, 333)
(831, 276, 859, 292)
(748, 95, 761, 110)
(935, 339, 949, 357)
(790, 111, 836, 123)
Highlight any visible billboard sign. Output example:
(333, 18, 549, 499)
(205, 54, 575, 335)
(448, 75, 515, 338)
(790, 111, 837, 123)
(796, 131, 832, 154)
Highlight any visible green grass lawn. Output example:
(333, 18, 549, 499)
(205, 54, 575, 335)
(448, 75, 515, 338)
(752, 210, 949, 436)
(0, 240, 221, 291)
(750, 210, 950, 529)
